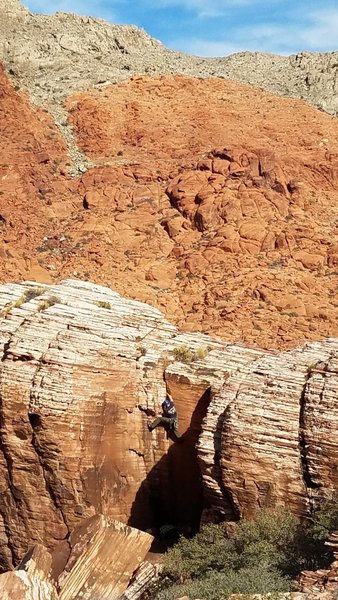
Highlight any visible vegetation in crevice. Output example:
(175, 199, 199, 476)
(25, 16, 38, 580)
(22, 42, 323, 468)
(94, 300, 112, 310)
(37, 295, 60, 312)
(173, 344, 208, 364)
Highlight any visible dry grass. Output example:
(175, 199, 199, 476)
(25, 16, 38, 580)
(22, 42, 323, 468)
(173, 345, 209, 364)
(94, 300, 112, 309)
(37, 295, 60, 312)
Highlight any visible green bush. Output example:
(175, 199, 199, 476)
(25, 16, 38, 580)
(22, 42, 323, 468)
(157, 567, 291, 600)
(233, 509, 304, 576)
(300, 495, 338, 569)
(156, 506, 338, 600)
(311, 495, 338, 542)
(163, 523, 236, 581)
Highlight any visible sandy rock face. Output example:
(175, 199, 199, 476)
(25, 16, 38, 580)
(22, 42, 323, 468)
(196, 335, 338, 523)
(0, 279, 338, 573)
(201, 339, 338, 522)
(0, 279, 170, 568)
(0, 544, 58, 600)
(57, 516, 153, 600)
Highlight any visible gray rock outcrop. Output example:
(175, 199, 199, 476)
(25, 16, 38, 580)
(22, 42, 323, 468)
(0, 0, 338, 117)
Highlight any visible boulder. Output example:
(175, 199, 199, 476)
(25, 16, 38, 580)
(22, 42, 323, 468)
(0, 544, 58, 600)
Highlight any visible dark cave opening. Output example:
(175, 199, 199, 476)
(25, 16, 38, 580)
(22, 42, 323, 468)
(128, 387, 211, 546)
(28, 412, 42, 430)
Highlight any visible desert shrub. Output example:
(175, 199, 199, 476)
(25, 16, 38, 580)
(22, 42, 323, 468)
(173, 345, 208, 364)
(299, 495, 338, 569)
(233, 509, 307, 576)
(94, 300, 112, 310)
(195, 345, 208, 360)
(158, 503, 338, 600)
(37, 295, 59, 312)
(1, 287, 46, 316)
(157, 566, 291, 600)
(173, 345, 195, 363)
(0, 305, 12, 317)
(14, 295, 26, 308)
(163, 523, 235, 581)
(163, 510, 300, 584)
(23, 287, 45, 301)
(157, 508, 338, 600)
(15, 287, 45, 308)
(311, 495, 338, 542)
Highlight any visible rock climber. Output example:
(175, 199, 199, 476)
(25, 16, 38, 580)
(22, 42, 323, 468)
(148, 392, 181, 440)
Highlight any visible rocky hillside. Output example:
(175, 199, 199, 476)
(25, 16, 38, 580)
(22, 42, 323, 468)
(0, 279, 337, 571)
(1, 64, 338, 349)
(1, 0, 338, 119)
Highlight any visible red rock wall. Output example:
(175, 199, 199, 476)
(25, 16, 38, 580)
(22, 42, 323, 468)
(1, 280, 338, 570)
(1, 65, 338, 350)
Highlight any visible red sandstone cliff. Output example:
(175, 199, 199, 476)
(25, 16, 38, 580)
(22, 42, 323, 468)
(0, 279, 337, 573)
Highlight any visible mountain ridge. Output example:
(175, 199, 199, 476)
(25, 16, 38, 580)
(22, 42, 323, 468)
(1, 0, 338, 118)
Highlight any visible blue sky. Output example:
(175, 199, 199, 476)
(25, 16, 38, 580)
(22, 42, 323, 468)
(24, 0, 338, 57)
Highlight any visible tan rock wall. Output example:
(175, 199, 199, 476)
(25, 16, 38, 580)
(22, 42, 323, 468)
(0, 280, 232, 567)
(199, 339, 338, 521)
(0, 279, 338, 570)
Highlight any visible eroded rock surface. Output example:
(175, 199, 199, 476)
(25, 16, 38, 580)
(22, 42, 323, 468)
(199, 339, 338, 522)
(0, 279, 338, 573)
(0, 544, 58, 600)
(57, 516, 153, 600)
(1, 66, 338, 349)
(0, 279, 231, 569)
(0, 518, 154, 599)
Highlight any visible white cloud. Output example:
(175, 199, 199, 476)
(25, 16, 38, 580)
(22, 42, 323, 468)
(236, 7, 338, 54)
(300, 8, 338, 49)
(143, 0, 267, 18)
(170, 6, 338, 56)
(171, 38, 245, 56)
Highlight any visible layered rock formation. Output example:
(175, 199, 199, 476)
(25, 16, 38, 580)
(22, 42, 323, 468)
(0, 517, 153, 599)
(198, 338, 338, 522)
(0, 544, 58, 600)
(0, 279, 337, 573)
